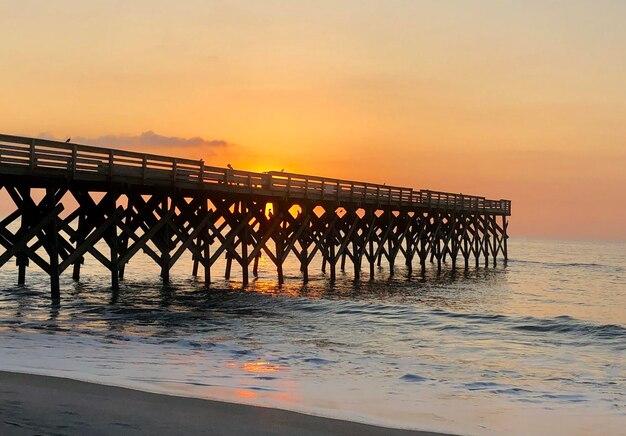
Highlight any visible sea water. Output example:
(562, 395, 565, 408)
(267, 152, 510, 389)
(0, 237, 624, 435)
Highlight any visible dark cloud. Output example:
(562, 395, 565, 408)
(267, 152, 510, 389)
(38, 131, 230, 152)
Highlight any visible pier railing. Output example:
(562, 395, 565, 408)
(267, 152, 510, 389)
(0, 134, 511, 215)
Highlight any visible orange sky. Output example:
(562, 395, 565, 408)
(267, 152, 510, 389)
(1, 1, 625, 240)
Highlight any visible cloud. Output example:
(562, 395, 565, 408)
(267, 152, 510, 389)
(38, 131, 230, 153)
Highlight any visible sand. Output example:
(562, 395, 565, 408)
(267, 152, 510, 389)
(0, 371, 449, 436)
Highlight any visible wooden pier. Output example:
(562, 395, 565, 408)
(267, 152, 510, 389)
(0, 134, 510, 300)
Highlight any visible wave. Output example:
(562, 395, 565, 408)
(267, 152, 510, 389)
(509, 259, 622, 272)
(510, 317, 625, 340)
(430, 310, 626, 341)
(287, 299, 626, 343)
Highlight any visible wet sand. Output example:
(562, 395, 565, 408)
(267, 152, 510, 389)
(0, 371, 449, 436)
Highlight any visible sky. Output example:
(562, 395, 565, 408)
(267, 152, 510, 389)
(1, 0, 625, 240)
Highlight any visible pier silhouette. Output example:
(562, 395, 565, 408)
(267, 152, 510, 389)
(0, 134, 510, 301)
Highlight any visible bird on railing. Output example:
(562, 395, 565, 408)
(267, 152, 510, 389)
(65, 138, 71, 143)
(227, 163, 233, 170)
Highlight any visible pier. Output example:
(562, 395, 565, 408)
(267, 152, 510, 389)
(0, 134, 510, 300)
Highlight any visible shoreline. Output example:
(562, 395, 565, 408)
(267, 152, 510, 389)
(0, 371, 452, 436)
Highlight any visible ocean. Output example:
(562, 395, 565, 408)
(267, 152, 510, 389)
(0, 237, 624, 435)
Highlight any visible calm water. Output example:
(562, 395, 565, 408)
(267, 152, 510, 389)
(0, 237, 624, 435)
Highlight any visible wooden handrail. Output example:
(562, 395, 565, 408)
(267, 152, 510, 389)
(0, 133, 511, 215)
(0, 133, 200, 166)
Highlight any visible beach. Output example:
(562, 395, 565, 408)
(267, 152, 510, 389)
(0, 371, 446, 436)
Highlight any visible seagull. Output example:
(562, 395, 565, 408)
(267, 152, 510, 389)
(227, 163, 233, 170)
(280, 168, 284, 172)
(65, 138, 71, 143)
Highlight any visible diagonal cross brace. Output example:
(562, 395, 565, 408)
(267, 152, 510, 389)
(58, 206, 124, 273)
(0, 204, 64, 268)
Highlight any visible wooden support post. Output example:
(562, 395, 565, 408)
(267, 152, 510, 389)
(241, 204, 249, 286)
(224, 252, 232, 280)
(72, 212, 86, 281)
(191, 201, 209, 280)
(473, 216, 480, 268)
(16, 187, 30, 285)
(324, 211, 336, 282)
(433, 216, 442, 272)
(50, 240, 60, 301)
(463, 217, 470, 270)
(369, 238, 375, 280)
(276, 214, 284, 285)
(387, 240, 394, 275)
(491, 215, 497, 267)
(350, 211, 361, 282)
(353, 236, 360, 282)
(451, 215, 457, 271)
(110, 240, 119, 289)
(405, 234, 412, 267)
(300, 206, 309, 283)
(405, 225, 413, 276)
(204, 235, 211, 284)
(405, 216, 417, 275)
(503, 216, 508, 264)
(329, 234, 336, 282)
(161, 195, 171, 283)
(483, 215, 489, 268)
(419, 226, 427, 275)
(191, 206, 201, 277)
(111, 238, 122, 291)
(192, 236, 200, 276)
(109, 196, 119, 291)
(117, 200, 131, 282)
(350, 211, 364, 282)
(430, 218, 437, 264)
(368, 214, 376, 279)
(200, 197, 211, 284)
(370, 221, 380, 266)
(276, 254, 284, 284)
(17, 257, 27, 285)
(253, 254, 260, 277)
(302, 243, 309, 283)
(46, 190, 60, 301)
(436, 239, 442, 272)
